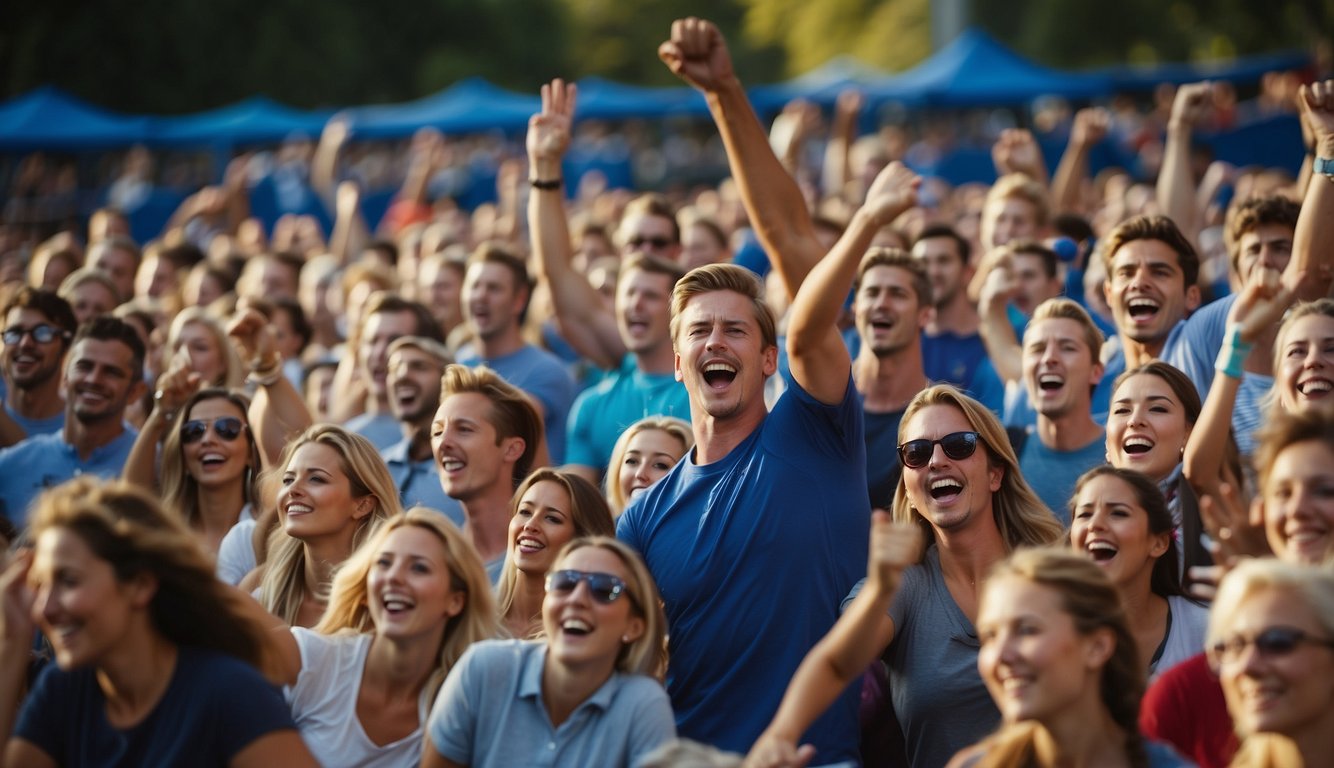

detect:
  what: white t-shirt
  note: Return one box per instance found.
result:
[285,629,429,768]
[1152,595,1210,681]
[215,513,257,586]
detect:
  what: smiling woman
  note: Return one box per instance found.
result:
[422,537,673,768]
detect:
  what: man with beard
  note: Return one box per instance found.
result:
[0,316,145,526]
[1,288,76,439]
[383,336,464,525]
[848,250,931,508]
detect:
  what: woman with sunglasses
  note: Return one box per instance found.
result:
[250,424,399,627]
[1207,559,1334,767]
[747,385,1063,768]
[496,469,616,638]
[0,477,318,767]
[257,508,500,767]
[423,536,673,767]
[1069,467,1208,680]
[947,548,1190,768]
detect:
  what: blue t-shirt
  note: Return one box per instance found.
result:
[383,438,465,526]
[565,354,689,475]
[617,375,869,761]
[864,405,905,510]
[14,646,297,767]
[427,640,674,768]
[0,428,137,527]
[344,411,402,453]
[457,344,576,465]
[1017,431,1107,524]
[922,330,987,394]
[4,404,64,438]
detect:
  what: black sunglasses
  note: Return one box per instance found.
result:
[627,235,675,250]
[898,431,981,469]
[180,417,245,444]
[1210,626,1334,665]
[2,324,69,345]
[545,569,632,605]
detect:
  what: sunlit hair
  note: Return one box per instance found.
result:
[29,477,266,667]
[1111,361,1202,428]
[316,508,500,703]
[622,253,687,288]
[549,537,668,681]
[985,173,1050,227]
[619,193,681,245]
[496,470,616,637]
[166,306,244,389]
[1027,298,1104,367]
[1272,298,1334,412]
[160,389,260,530]
[970,547,1147,768]
[1099,214,1200,289]
[604,417,693,514]
[259,425,400,625]
[439,364,543,483]
[669,263,777,351]
[1069,466,1184,598]
[58,267,120,308]
[1252,409,1334,529]
[893,385,1063,556]
[854,248,932,308]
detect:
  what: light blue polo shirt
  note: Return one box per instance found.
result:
[344,411,402,452]
[382,437,464,527]
[427,639,674,768]
[0,428,138,527]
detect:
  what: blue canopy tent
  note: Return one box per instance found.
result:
[343,77,538,139]
[865,28,1111,107]
[0,86,150,151]
[572,77,707,120]
[148,96,329,147]
[1098,49,1311,91]
[748,56,895,113]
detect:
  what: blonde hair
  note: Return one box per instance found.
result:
[159,389,260,530]
[552,537,669,681]
[1027,298,1104,366]
[166,306,244,389]
[440,364,543,482]
[316,508,500,702]
[1209,559,1334,669]
[496,470,616,637]
[669,264,777,351]
[258,425,401,625]
[604,417,693,514]
[892,385,1063,556]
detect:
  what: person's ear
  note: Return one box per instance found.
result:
[353,496,376,520]
[501,436,526,464]
[1085,626,1116,670]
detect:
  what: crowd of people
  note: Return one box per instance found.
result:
[0,15,1331,768]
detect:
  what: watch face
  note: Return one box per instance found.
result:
[1317,156,1334,176]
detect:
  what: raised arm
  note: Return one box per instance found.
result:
[992,129,1049,187]
[787,162,919,404]
[1050,108,1109,215]
[976,257,1023,384]
[1158,82,1213,244]
[744,513,920,768]
[1292,79,1334,300]
[527,79,625,370]
[659,17,823,299]
[122,352,202,489]
[822,90,863,204]
[228,310,311,468]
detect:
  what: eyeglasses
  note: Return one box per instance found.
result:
[2,324,70,345]
[180,417,245,444]
[627,235,675,250]
[1209,626,1334,666]
[898,431,981,469]
[545,569,632,605]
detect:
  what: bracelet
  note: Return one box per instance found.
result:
[529,177,562,191]
[247,366,283,388]
[1214,325,1254,379]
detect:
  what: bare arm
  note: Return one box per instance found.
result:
[228,310,312,467]
[1292,79,1334,300]
[744,514,921,768]
[822,91,862,203]
[329,181,370,267]
[230,731,319,768]
[1050,108,1109,215]
[976,259,1023,384]
[1158,82,1213,245]
[787,162,920,404]
[526,79,625,370]
[311,117,348,212]
[660,17,823,299]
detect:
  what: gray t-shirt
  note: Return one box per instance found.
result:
[844,545,999,768]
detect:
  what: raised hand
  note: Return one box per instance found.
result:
[227,308,279,371]
[744,736,816,768]
[978,254,1018,314]
[0,551,34,650]
[527,79,577,165]
[1298,79,1334,151]
[1069,107,1110,149]
[1226,266,1302,345]
[1169,82,1215,131]
[992,129,1046,180]
[658,17,736,93]
[861,161,920,227]
[867,510,923,596]
[154,347,204,417]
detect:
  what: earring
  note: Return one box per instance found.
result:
[621,635,631,643]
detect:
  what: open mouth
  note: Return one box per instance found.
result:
[286,503,313,516]
[560,618,592,636]
[1297,378,1333,398]
[1087,541,1118,563]
[929,478,963,500]
[200,452,227,468]
[1037,374,1063,392]
[1122,437,1153,455]
[382,593,415,614]
[702,362,737,389]
[517,536,544,554]
[1126,297,1160,321]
